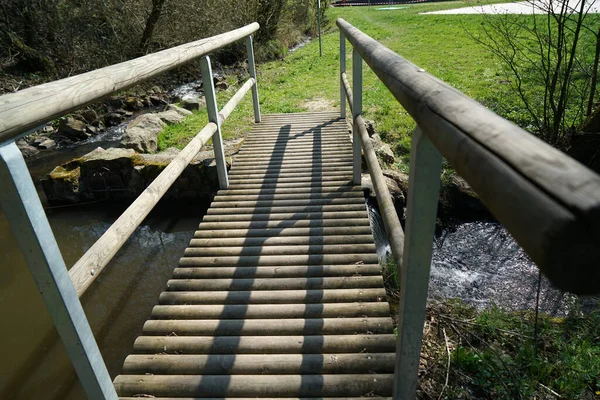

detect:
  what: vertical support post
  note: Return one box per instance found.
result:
[352,49,362,185]
[0,142,118,400]
[200,56,229,189]
[245,35,261,123]
[393,127,442,400]
[318,0,323,57]
[340,31,346,119]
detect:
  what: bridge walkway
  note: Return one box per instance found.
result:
[113,111,396,398]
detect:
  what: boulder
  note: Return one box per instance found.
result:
[362,172,406,211]
[120,114,165,153]
[167,104,193,116]
[16,139,39,157]
[181,94,206,111]
[81,109,98,124]
[371,134,395,164]
[41,146,223,205]
[104,112,124,127]
[156,110,185,125]
[215,80,229,90]
[37,138,56,149]
[58,116,88,140]
[124,96,144,111]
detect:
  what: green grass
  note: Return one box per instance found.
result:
[425,300,600,399]
[159,0,529,156]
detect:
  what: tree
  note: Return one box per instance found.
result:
[474,0,599,148]
[139,0,168,54]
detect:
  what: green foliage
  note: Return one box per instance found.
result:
[427,300,600,399]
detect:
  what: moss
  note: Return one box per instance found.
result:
[48,165,80,184]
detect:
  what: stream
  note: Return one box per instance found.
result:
[365,200,597,316]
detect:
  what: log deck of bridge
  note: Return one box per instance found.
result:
[113,111,396,398]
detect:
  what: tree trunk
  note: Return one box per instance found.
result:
[139,0,167,55]
[586,28,600,117]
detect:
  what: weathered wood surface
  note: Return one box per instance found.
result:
[113,112,395,398]
[338,18,600,294]
[0,23,259,142]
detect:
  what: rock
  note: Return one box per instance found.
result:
[362,172,406,210]
[16,139,39,157]
[81,109,98,124]
[106,96,123,109]
[124,96,144,111]
[86,125,98,135]
[215,80,229,90]
[364,119,376,137]
[120,114,165,153]
[167,104,193,116]
[42,125,55,134]
[156,110,185,125]
[149,95,168,106]
[37,139,56,149]
[371,134,395,164]
[181,94,206,111]
[58,116,88,140]
[149,85,163,94]
[41,146,223,205]
[104,112,124,127]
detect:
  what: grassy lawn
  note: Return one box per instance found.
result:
[159,0,526,162]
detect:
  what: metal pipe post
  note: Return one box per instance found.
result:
[318,0,323,57]
[245,35,261,123]
[393,127,442,400]
[352,49,363,185]
[340,31,347,119]
[200,56,229,189]
[0,141,118,400]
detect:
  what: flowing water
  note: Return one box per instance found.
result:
[365,200,581,316]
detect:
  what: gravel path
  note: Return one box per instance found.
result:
[423,0,600,14]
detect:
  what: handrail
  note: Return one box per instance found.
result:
[69,77,256,297]
[0,24,261,400]
[338,18,600,295]
[0,23,259,142]
[338,17,600,400]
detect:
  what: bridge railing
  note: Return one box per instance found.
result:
[337,17,600,400]
[0,23,260,399]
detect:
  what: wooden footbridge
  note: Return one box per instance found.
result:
[1,20,599,400]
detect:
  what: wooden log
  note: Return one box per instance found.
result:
[171,265,381,279]
[225,180,353,190]
[201,211,368,223]
[0,23,259,141]
[113,374,394,397]
[182,243,375,257]
[158,288,386,305]
[337,18,600,293]
[150,302,390,319]
[216,186,360,196]
[132,334,396,354]
[189,234,374,246]
[196,218,371,230]
[122,353,395,375]
[165,276,384,291]
[142,317,394,336]
[193,226,373,238]
[178,253,379,267]
[69,123,217,297]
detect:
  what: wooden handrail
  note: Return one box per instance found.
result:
[338,18,600,295]
[0,23,259,142]
[69,79,257,297]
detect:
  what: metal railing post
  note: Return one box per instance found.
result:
[0,141,118,400]
[352,49,362,185]
[340,31,347,119]
[245,35,261,123]
[200,56,229,189]
[393,127,442,400]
